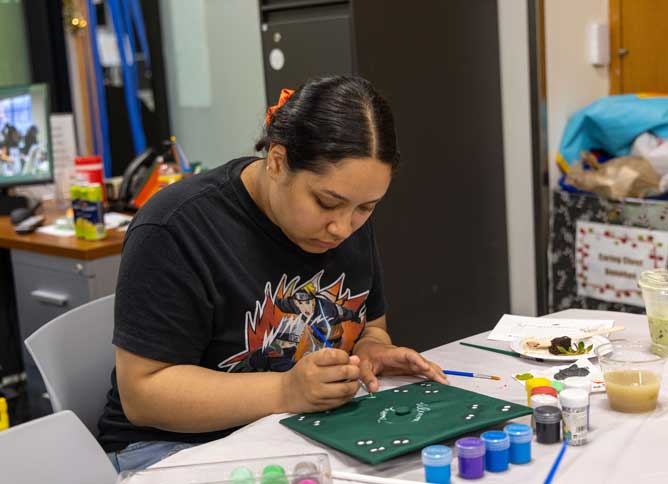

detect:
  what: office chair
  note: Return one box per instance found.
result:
[0,410,117,484]
[24,294,115,435]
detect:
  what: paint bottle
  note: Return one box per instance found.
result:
[421,445,452,484]
[455,437,485,480]
[534,406,562,444]
[560,388,589,446]
[231,466,255,484]
[525,377,552,405]
[480,430,510,472]
[562,377,592,426]
[503,423,533,464]
[261,465,288,484]
[550,380,564,393]
[292,462,320,484]
[0,397,9,431]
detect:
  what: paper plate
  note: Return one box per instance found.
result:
[509,335,609,361]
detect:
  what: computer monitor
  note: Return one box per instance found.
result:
[0,83,53,214]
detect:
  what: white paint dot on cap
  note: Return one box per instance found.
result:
[366,440,373,445]
[401,439,410,444]
[378,447,386,451]
[393,440,401,445]
[357,441,366,446]
[370,448,378,453]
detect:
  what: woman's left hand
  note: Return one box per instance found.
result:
[354,342,448,393]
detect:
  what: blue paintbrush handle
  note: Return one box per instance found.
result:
[443,370,475,378]
[544,440,568,484]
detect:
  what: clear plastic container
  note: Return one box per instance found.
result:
[639,269,668,353]
[116,453,332,484]
[597,340,667,413]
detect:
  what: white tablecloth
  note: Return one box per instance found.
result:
[155,310,668,484]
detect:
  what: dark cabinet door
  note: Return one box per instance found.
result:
[352,0,510,350]
[261,4,353,105]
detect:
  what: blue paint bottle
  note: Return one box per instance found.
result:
[480,430,510,472]
[421,445,452,484]
[504,423,533,464]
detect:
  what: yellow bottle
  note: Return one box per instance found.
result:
[0,397,9,431]
[525,377,552,405]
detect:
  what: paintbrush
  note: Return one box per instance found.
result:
[443,370,501,380]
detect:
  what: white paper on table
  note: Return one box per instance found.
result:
[104,212,133,229]
[37,225,76,237]
[488,314,615,342]
[511,357,606,392]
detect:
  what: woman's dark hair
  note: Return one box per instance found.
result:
[255,76,399,173]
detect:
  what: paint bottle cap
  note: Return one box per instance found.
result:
[534,405,562,424]
[530,386,558,397]
[480,430,510,451]
[231,466,254,484]
[421,445,452,466]
[263,465,286,476]
[293,462,319,477]
[559,388,589,408]
[504,423,533,443]
[551,380,564,393]
[562,377,591,393]
[455,437,486,458]
[525,377,551,392]
[530,394,559,409]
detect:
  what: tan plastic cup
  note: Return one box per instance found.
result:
[639,269,668,354]
[597,340,666,413]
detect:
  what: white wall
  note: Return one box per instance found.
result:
[497,0,537,316]
[161,0,267,168]
[545,0,609,187]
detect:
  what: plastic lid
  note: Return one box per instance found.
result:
[562,377,591,393]
[530,394,559,408]
[293,462,319,476]
[263,465,286,476]
[455,437,486,458]
[559,388,589,407]
[525,377,551,391]
[639,269,668,291]
[534,405,562,424]
[551,381,564,393]
[530,386,558,397]
[504,423,533,443]
[231,467,254,483]
[480,430,510,451]
[421,445,453,466]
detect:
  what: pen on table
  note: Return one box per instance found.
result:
[312,302,371,394]
[443,370,501,380]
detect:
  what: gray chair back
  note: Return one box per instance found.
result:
[0,410,117,484]
[25,294,115,435]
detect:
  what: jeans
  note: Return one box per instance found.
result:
[107,441,197,473]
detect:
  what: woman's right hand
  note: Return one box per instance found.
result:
[280,348,360,413]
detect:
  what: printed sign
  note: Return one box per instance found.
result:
[576,221,668,306]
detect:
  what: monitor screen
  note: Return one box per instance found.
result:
[0,83,53,188]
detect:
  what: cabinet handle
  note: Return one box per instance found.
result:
[30,290,69,307]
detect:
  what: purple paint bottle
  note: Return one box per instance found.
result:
[455,437,485,480]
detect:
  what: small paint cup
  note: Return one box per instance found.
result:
[504,423,533,464]
[534,406,562,444]
[525,377,552,405]
[231,467,254,484]
[551,380,564,393]
[262,465,288,484]
[292,462,320,484]
[421,445,452,484]
[480,430,510,472]
[455,437,485,480]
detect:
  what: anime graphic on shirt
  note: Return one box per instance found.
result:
[219,271,369,372]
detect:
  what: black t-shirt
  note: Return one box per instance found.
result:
[98,157,387,452]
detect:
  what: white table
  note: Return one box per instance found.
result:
[156,310,668,484]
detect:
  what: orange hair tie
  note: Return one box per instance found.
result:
[265,88,295,125]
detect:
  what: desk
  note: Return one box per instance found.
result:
[155,310,667,484]
[0,202,124,382]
